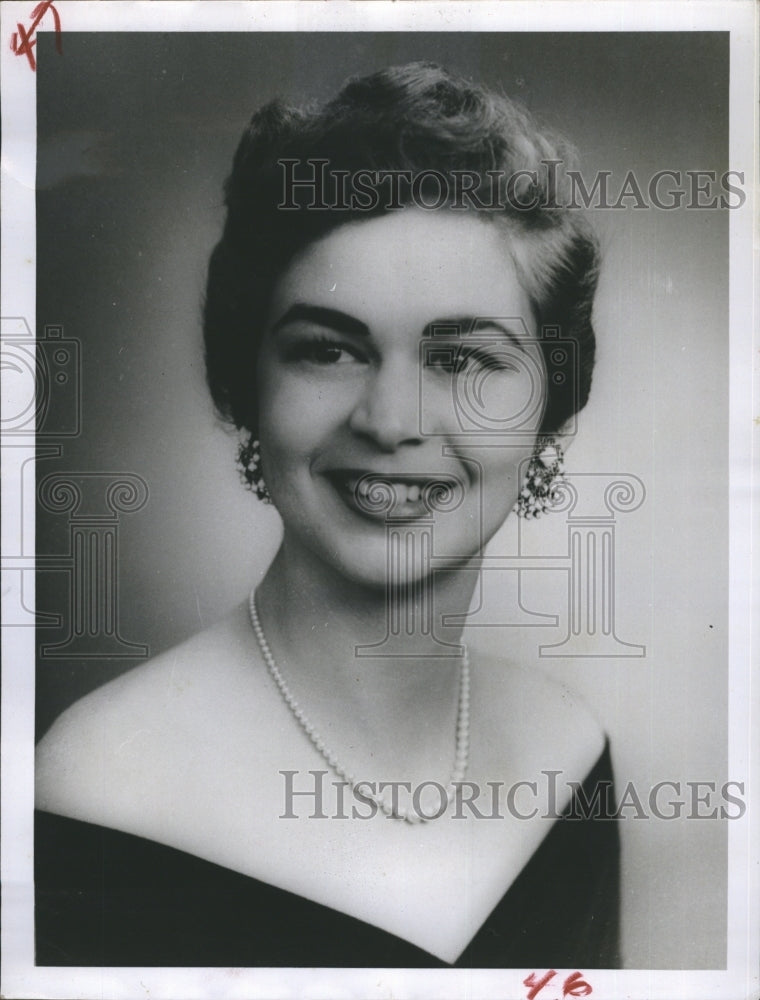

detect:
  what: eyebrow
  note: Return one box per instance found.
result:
[270,304,369,339]
[270,304,527,348]
[425,317,527,349]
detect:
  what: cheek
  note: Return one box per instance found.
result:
[447,345,547,435]
[256,364,303,458]
[461,372,542,429]
[492,447,533,482]
[256,366,350,461]
[469,443,536,509]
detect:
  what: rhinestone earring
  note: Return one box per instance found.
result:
[514,437,565,519]
[237,435,272,504]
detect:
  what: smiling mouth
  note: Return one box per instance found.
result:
[326,471,464,520]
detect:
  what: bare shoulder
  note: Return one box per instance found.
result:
[471,645,606,781]
[35,601,262,824]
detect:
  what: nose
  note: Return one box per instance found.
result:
[348,359,423,452]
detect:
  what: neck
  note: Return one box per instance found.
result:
[257,536,478,673]
[253,537,479,778]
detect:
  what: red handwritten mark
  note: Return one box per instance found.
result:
[524,970,558,999]
[524,970,593,999]
[562,971,592,997]
[10,1,62,72]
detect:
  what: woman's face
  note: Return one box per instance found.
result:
[256,209,547,587]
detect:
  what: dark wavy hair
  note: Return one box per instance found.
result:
[203,62,599,436]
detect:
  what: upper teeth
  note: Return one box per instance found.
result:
[355,479,424,504]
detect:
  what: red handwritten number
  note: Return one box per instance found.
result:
[563,971,592,997]
[524,970,592,999]
[523,970,557,999]
[10,1,62,72]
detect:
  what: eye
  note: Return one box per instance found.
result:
[427,344,520,375]
[286,335,365,366]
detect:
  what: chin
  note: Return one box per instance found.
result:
[274,474,504,590]
[321,532,420,591]
[324,519,485,591]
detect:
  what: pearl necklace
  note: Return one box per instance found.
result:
[248,591,470,824]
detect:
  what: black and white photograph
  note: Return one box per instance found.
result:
[1,3,757,999]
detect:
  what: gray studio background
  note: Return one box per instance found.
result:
[35,32,728,968]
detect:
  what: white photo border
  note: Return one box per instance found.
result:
[1,2,757,999]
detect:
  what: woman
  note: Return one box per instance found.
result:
[35,63,619,968]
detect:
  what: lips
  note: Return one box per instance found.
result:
[325,470,464,520]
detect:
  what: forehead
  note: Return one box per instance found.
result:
[268,209,535,334]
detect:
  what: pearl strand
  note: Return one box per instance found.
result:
[248,591,470,824]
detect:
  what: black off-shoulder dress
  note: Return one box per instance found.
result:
[35,742,620,968]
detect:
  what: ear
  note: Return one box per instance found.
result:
[549,419,576,458]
